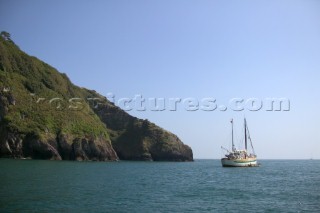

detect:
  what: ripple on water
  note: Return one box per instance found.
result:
[0,159,319,212]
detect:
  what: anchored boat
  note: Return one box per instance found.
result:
[221,118,258,167]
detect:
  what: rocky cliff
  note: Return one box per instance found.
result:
[0,35,193,161]
[94,102,193,161]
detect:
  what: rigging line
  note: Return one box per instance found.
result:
[248,134,255,154]
[238,124,245,149]
[246,123,256,154]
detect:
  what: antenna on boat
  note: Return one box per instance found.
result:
[231,119,235,151]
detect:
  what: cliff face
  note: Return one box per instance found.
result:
[0,35,119,161]
[0,36,193,161]
[94,102,193,161]
[0,90,118,161]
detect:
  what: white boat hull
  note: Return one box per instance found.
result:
[221,158,258,167]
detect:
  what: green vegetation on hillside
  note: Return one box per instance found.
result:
[0,36,109,140]
[0,33,193,161]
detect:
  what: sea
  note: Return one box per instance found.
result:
[0,159,319,213]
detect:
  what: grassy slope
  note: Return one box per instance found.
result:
[0,36,193,161]
[0,36,109,142]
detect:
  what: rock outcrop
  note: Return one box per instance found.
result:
[94,103,193,161]
[0,126,118,161]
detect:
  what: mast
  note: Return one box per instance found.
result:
[244,118,247,151]
[231,119,235,151]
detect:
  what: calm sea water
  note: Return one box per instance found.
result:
[0,159,319,213]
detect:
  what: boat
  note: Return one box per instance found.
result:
[221,118,258,167]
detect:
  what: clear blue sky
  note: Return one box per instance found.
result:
[1,0,319,159]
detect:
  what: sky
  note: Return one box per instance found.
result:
[1,0,319,159]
